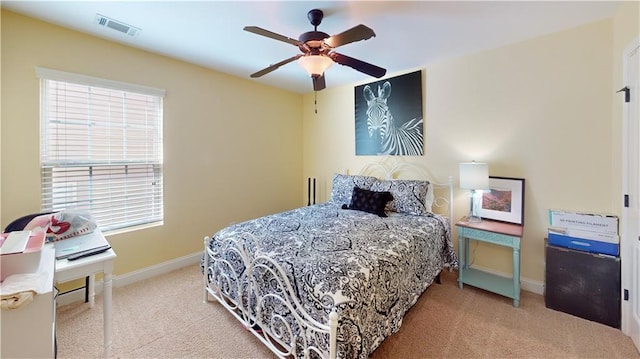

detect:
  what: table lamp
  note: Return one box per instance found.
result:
[459,161,489,223]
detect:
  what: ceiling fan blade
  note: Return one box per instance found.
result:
[312,74,326,91]
[244,26,302,46]
[324,24,376,48]
[250,54,303,78]
[329,52,386,78]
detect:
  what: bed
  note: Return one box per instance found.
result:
[202,161,458,359]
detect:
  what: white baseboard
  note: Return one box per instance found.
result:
[55,253,546,306]
[56,251,202,306]
[469,264,545,295]
[114,252,202,288]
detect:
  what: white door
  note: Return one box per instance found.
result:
[621,37,640,352]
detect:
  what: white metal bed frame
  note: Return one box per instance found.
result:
[203,160,453,359]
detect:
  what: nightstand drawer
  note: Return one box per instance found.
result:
[458,226,519,248]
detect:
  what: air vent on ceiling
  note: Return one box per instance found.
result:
[94,14,141,37]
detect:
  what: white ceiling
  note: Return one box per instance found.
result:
[2,1,621,94]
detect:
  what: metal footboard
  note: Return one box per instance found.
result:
[203,234,338,359]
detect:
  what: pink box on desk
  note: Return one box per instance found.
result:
[0,230,46,282]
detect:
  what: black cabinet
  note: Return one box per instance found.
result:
[545,242,621,328]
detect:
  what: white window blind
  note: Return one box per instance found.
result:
[37,68,165,232]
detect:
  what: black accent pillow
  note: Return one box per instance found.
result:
[342,187,393,217]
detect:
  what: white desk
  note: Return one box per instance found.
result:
[54,230,116,358]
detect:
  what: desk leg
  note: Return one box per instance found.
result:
[513,246,520,308]
[103,271,113,358]
[457,234,464,289]
[88,274,96,308]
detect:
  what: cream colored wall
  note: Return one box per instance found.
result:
[303,19,618,284]
[1,10,303,275]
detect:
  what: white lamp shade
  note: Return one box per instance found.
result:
[298,55,333,76]
[459,162,489,190]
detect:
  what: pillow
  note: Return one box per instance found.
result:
[371,179,430,216]
[342,187,393,217]
[330,173,379,206]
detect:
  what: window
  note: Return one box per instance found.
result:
[37,68,165,232]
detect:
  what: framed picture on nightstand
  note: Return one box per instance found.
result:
[478,176,525,225]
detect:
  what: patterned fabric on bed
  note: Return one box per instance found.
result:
[330,173,379,207]
[205,202,457,359]
[371,179,430,216]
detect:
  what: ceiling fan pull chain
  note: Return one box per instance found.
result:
[314,91,318,114]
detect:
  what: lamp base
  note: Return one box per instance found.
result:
[467,190,483,223]
[467,215,483,223]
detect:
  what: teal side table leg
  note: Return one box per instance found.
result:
[465,237,470,268]
[513,245,521,307]
[458,233,464,289]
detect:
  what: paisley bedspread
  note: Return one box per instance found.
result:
[204,201,457,359]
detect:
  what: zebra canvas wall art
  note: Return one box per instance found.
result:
[354,70,424,156]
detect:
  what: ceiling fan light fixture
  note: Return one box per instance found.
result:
[298,55,333,76]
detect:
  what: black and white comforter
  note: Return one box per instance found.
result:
[205,201,458,359]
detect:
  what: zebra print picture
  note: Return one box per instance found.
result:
[355,70,424,156]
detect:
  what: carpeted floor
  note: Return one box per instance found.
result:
[56,265,639,358]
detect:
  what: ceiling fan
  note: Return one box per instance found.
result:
[244,9,386,91]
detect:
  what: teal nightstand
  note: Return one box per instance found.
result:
[456,217,523,307]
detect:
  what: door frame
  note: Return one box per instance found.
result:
[621,35,640,351]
